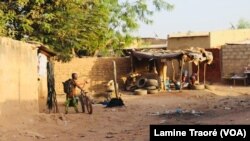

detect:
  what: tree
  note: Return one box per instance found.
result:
[237,18,250,29]
[0,0,173,61]
[0,9,6,36]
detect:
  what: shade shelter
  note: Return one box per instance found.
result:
[129,47,213,90]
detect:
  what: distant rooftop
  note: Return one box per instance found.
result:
[168,29,250,39]
[124,44,167,50]
[140,37,167,44]
[168,32,209,38]
[226,39,250,45]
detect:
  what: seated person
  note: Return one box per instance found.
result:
[189,73,197,85]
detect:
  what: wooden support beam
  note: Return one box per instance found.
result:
[163,62,167,90]
[157,59,165,91]
[130,55,135,73]
[197,63,200,83]
[171,60,176,81]
[155,60,162,90]
[204,63,207,85]
[179,57,184,90]
[113,61,119,98]
[153,60,158,74]
[159,64,164,90]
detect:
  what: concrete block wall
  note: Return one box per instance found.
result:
[54,57,131,95]
[222,44,250,76]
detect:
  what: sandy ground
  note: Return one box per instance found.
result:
[0,84,250,141]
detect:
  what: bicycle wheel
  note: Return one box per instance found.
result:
[85,97,93,114]
[79,95,85,113]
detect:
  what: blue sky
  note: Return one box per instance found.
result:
[133,0,250,39]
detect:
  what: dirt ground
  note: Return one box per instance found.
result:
[0,84,250,141]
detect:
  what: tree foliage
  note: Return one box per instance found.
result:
[237,18,250,29]
[0,0,173,61]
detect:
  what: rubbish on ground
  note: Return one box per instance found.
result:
[106,98,125,107]
[159,120,166,124]
[59,113,66,121]
[149,112,160,116]
[22,130,46,139]
[105,135,114,138]
[149,109,204,116]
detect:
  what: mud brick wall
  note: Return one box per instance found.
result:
[54,57,131,94]
[0,37,39,115]
[222,44,250,76]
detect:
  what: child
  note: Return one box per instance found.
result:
[190,73,197,85]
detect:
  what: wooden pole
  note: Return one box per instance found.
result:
[179,57,184,90]
[197,62,200,83]
[113,61,119,98]
[159,63,164,90]
[204,63,207,85]
[171,60,176,81]
[155,60,162,91]
[153,60,158,74]
[163,61,167,90]
[130,54,135,73]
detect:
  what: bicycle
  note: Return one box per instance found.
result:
[78,90,93,114]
